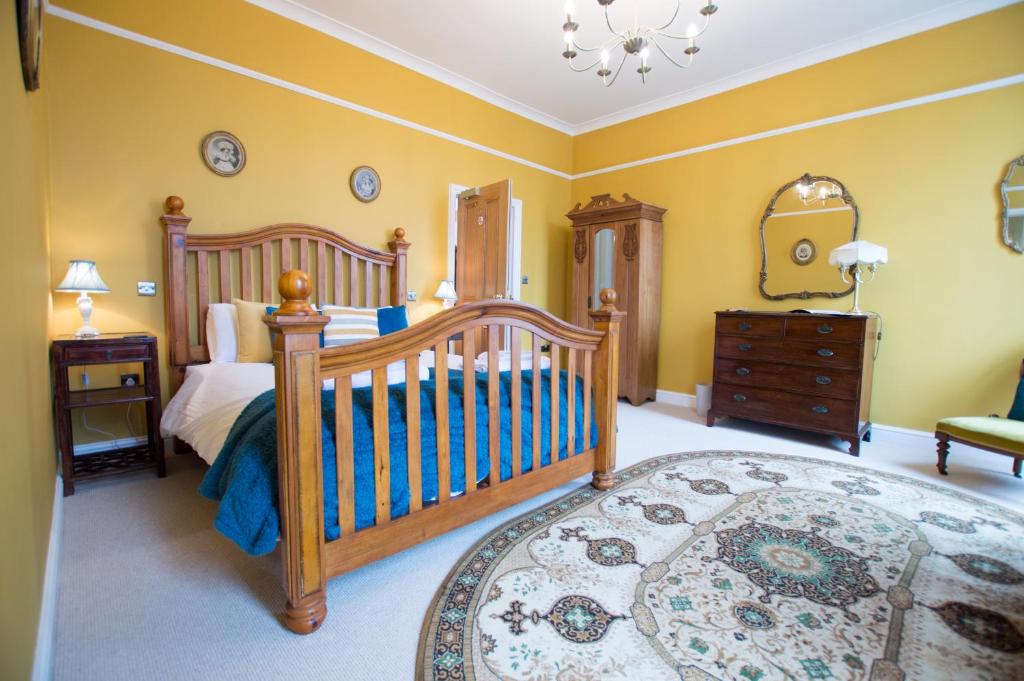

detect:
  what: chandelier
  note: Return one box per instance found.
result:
[561,0,719,86]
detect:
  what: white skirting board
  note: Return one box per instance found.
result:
[653,388,933,440]
[32,476,62,681]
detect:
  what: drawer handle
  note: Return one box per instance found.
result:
[733,394,748,402]
[817,324,833,334]
[735,367,751,376]
[738,322,752,331]
[811,405,830,414]
[738,343,753,352]
[816,348,834,358]
[105,349,113,360]
[815,375,832,385]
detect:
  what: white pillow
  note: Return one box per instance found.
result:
[206,303,239,363]
[475,350,551,373]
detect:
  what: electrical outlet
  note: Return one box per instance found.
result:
[407,291,417,302]
[120,373,140,387]
[521,275,529,285]
[138,281,156,296]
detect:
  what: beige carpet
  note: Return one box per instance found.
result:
[53,402,1024,680]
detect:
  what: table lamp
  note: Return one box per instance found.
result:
[828,241,887,314]
[56,260,110,337]
[434,280,457,309]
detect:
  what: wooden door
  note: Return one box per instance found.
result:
[455,179,511,350]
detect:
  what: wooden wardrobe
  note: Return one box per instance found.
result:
[568,194,665,405]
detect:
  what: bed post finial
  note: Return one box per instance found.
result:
[590,288,625,491]
[388,228,410,305]
[164,195,185,215]
[275,270,317,316]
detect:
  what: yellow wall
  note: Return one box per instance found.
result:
[43,1,1024,445]
[573,5,1024,431]
[0,6,54,680]
[44,2,573,414]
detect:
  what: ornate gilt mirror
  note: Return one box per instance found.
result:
[1002,156,1024,254]
[759,173,859,300]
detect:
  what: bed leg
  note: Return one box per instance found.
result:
[590,289,624,492]
[265,271,331,635]
[285,592,328,635]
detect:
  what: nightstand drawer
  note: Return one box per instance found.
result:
[63,344,151,364]
[782,339,862,369]
[715,358,860,399]
[713,384,858,432]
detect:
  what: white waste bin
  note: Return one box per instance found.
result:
[695,382,712,418]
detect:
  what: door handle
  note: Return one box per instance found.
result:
[735,367,751,376]
[738,343,752,352]
[733,394,747,402]
[817,324,834,334]
[817,348,834,357]
[738,322,752,331]
[815,376,832,385]
[811,405,830,414]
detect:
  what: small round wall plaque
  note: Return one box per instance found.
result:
[201,131,246,177]
[350,166,381,203]
[791,238,817,265]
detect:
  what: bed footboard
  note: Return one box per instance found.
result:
[265,272,623,634]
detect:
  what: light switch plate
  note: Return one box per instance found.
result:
[521,275,529,285]
[137,281,156,296]
[407,291,417,301]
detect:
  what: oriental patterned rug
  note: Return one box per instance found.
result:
[417,451,1024,681]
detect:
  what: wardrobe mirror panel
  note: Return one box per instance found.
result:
[592,227,616,310]
[759,174,859,301]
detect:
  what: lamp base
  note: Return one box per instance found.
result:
[74,325,101,338]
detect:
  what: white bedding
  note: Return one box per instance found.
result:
[162,350,553,466]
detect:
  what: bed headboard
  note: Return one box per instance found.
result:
[158,195,410,390]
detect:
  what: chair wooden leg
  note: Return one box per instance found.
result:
[935,433,950,476]
[1013,457,1022,479]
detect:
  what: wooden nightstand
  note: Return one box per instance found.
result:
[52,333,165,496]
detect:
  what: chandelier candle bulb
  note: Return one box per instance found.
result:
[562,0,721,86]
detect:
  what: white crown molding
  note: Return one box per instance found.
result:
[244,0,577,135]
[46,5,1023,183]
[247,0,1020,136]
[46,5,573,180]
[574,0,1022,134]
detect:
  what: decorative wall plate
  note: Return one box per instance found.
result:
[201,131,246,177]
[791,238,817,265]
[350,166,381,202]
[17,0,43,91]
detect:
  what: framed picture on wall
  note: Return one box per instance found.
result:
[17,0,43,91]
[201,131,246,177]
[790,238,817,265]
[350,166,381,202]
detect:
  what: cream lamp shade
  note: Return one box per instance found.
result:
[56,260,110,338]
[828,240,889,267]
[434,280,457,308]
[828,241,887,314]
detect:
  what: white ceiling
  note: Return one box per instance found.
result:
[249,0,1017,134]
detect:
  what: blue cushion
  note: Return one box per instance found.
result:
[266,306,325,348]
[1009,375,1024,422]
[377,305,409,335]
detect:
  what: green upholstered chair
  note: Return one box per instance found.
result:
[935,359,1024,478]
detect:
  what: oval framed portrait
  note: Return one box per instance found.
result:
[201,131,246,177]
[350,166,381,203]
[791,238,817,266]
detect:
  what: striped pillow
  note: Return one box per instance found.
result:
[321,305,380,347]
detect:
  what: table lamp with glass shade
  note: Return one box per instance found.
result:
[56,260,110,337]
[434,280,457,309]
[828,241,887,314]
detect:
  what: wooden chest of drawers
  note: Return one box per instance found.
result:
[707,311,878,456]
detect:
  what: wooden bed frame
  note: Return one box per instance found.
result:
[159,196,623,634]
